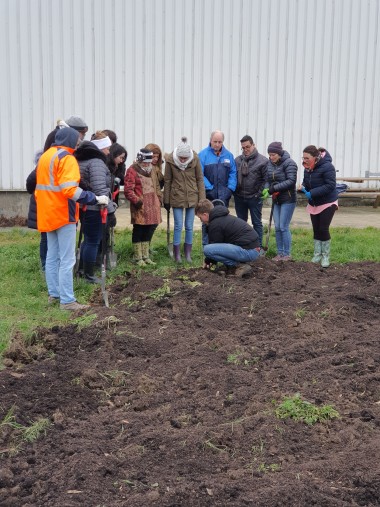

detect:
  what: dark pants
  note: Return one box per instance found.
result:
[310,205,337,241]
[234,194,263,246]
[81,209,102,263]
[40,232,48,271]
[132,224,157,243]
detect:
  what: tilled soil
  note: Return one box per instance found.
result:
[1,259,380,507]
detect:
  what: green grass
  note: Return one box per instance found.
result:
[275,393,340,425]
[0,225,379,362]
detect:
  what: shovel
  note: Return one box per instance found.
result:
[107,226,117,269]
[166,209,174,258]
[100,207,109,308]
[74,205,86,277]
[263,200,274,254]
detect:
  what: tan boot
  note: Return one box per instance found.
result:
[141,242,156,265]
[133,243,146,267]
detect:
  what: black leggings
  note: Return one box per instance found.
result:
[132,224,158,243]
[310,205,337,241]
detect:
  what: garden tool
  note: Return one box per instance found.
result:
[166,209,174,258]
[74,205,86,277]
[107,226,117,269]
[263,200,274,253]
[100,206,109,308]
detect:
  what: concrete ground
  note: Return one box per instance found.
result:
[115,201,380,230]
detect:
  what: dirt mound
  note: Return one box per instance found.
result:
[0,216,27,227]
[1,259,380,506]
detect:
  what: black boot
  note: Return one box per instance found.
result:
[83,262,101,284]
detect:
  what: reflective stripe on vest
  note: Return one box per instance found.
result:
[36,149,79,192]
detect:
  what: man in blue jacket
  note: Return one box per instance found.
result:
[198,130,237,207]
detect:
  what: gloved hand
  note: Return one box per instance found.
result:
[301,187,312,200]
[96,195,109,206]
[114,177,121,186]
[272,191,280,200]
[261,188,270,200]
[134,199,143,209]
[164,203,171,212]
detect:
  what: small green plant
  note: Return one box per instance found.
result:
[0,406,51,452]
[257,462,281,473]
[22,418,51,442]
[203,439,229,453]
[226,351,259,366]
[73,313,97,332]
[275,393,340,425]
[147,280,171,299]
[295,307,307,319]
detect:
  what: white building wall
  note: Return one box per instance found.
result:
[0,0,379,191]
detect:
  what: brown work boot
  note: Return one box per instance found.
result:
[48,296,59,305]
[233,264,252,278]
[60,301,90,311]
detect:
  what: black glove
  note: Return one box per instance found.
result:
[134,199,143,209]
[164,203,171,212]
[269,183,276,195]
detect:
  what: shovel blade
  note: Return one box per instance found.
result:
[167,243,174,258]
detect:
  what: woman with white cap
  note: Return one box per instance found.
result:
[164,137,206,263]
[74,131,116,282]
[124,148,163,266]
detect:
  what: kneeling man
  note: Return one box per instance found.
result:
[195,199,260,277]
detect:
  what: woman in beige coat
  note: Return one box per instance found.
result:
[164,137,206,262]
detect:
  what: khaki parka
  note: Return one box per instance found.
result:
[163,151,206,208]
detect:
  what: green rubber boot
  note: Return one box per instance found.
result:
[321,240,331,268]
[311,239,322,263]
[133,243,146,267]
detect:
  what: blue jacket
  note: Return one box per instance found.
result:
[265,151,298,205]
[198,144,237,204]
[301,150,338,205]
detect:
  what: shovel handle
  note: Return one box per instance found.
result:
[100,206,108,224]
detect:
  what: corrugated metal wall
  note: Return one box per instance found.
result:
[1,0,379,190]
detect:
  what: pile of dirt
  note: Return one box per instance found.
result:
[1,259,380,506]
[0,216,27,227]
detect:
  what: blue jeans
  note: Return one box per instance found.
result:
[204,243,260,266]
[273,202,296,256]
[234,194,263,247]
[172,207,195,245]
[45,223,77,304]
[81,209,102,263]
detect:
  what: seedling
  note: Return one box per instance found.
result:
[294,307,307,320]
[0,406,51,453]
[147,280,171,299]
[226,350,259,366]
[73,313,97,332]
[275,393,340,425]
[257,463,281,473]
[121,296,139,308]
[203,439,229,453]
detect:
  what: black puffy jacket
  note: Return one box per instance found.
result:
[26,169,37,229]
[301,150,338,205]
[75,141,116,214]
[266,151,298,205]
[207,205,259,250]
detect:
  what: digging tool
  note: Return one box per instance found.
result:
[74,205,86,277]
[263,199,274,254]
[166,209,174,258]
[107,226,117,269]
[100,206,109,308]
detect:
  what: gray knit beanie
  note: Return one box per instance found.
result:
[176,137,192,158]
